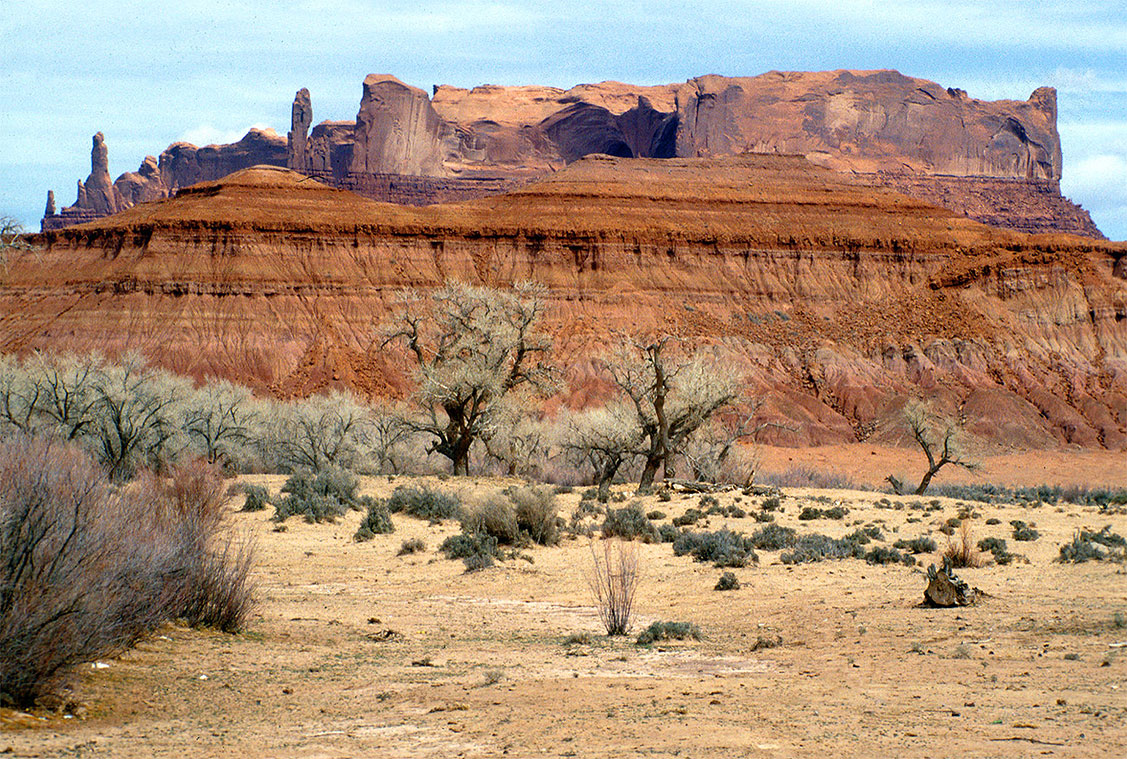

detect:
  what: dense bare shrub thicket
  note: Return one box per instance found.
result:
[0,437,254,707]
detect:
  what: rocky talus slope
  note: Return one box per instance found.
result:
[9,156,1127,449]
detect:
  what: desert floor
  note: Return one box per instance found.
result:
[3,447,1126,758]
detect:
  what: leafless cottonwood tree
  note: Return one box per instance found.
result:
[607,338,741,492]
[383,282,554,476]
[563,403,644,502]
[887,399,980,496]
[682,406,771,486]
[257,390,372,472]
[0,216,30,274]
[182,379,257,468]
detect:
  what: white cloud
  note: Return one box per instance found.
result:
[177,123,274,147]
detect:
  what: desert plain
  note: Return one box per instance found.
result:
[3,446,1125,759]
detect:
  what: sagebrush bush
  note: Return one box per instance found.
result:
[798,505,849,520]
[398,537,425,555]
[714,571,740,591]
[0,439,254,707]
[749,523,797,551]
[893,536,938,554]
[440,530,498,571]
[977,536,1013,565]
[241,484,269,512]
[1010,520,1040,542]
[354,499,394,541]
[779,533,864,564]
[602,504,660,542]
[386,485,462,522]
[672,508,703,527]
[863,546,914,566]
[1057,526,1126,563]
[636,621,701,645]
[673,528,758,567]
[273,468,363,523]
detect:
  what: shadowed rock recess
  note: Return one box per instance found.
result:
[43,70,1103,238]
[10,156,1127,450]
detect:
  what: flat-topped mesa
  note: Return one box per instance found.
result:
[43,69,1103,238]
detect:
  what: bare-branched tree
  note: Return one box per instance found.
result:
[258,390,372,472]
[887,399,981,496]
[682,406,770,486]
[182,379,257,468]
[563,403,643,502]
[0,216,30,274]
[383,282,554,476]
[87,353,191,482]
[606,338,741,492]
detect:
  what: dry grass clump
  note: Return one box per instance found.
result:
[942,522,985,568]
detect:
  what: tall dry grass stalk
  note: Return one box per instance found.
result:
[586,540,640,636]
[943,521,984,568]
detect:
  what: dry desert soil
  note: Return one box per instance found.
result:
[3,448,1126,758]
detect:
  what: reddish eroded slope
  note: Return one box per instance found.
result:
[6,157,1126,449]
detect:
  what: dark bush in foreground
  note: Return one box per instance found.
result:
[749,523,797,551]
[779,533,864,564]
[398,537,425,555]
[240,484,269,512]
[636,621,702,645]
[274,468,363,523]
[1010,520,1040,542]
[0,439,254,707]
[440,530,498,571]
[602,504,659,542]
[354,499,394,541]
[387,485,462,522]
[673,528,758,567]
[672,508,703,527]
[715,571,740,591]
[798,505,848,521]
[977,536,1014,565]
[1058,526,1126,563]
[893,536,938,554]
[863,546,914,566]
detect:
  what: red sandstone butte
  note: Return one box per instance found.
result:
[43,70,1103,239]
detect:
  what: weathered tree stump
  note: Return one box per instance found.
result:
[924,557,977,607]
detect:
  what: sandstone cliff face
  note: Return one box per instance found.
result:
[158,127,287,188]
[14,158,1127,450]
[673,71,1061,180]
[349,75,445,176]
[43,70,1100,239]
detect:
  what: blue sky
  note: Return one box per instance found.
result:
[2,1,1124,239]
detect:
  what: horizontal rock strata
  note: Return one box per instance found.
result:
[12,156,1127,450]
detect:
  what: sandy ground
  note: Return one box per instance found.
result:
[756,444,1127,489]
[3,462,1126,758]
